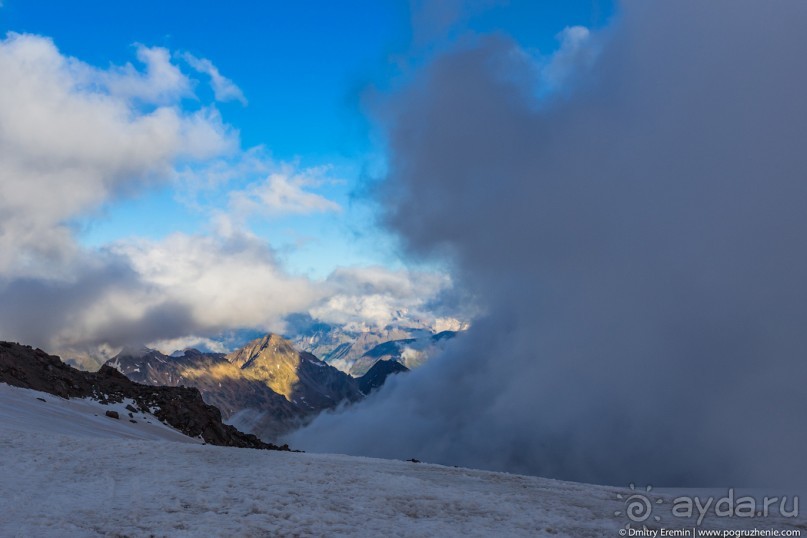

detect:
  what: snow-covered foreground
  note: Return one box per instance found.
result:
[0,383,200,444]
[1,384,805,537]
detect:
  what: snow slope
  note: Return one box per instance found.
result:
[0,383,199,443]
[1,384,804,537]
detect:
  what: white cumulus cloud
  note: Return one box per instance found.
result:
[99,44,194,104]
[113,232,320,331]
[0,32,461,366]
[311,266,457,330]
[0,32,236,280]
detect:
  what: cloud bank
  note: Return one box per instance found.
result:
[0,32,458,363]
[289,0,807,487]
[0,33,233,280]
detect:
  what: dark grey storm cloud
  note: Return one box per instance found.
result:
[0,253,194,351]
[288,0,807,487]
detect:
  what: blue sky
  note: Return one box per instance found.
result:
[0,1,611,152]
[0,0,613,355]
[0,0,612,277]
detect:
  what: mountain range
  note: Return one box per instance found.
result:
[343,330,458,376]
[105,333,409,440]
[287,317,460,375]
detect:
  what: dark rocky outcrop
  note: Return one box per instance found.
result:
[0,341,290,451]
[357,359,409,395]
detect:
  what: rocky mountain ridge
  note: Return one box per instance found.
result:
[107,334,366,440]
[0,341,287,450]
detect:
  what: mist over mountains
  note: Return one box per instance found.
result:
[289,0,807,487]
[287,313,462,376]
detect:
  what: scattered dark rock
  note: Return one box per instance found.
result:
[36,397,46,402]
[0,341,291,451]
[128,412,133,418]
[407,458,421,463]
[105,410,120,419]
[125,404,138,413]
[129,419,137,423]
